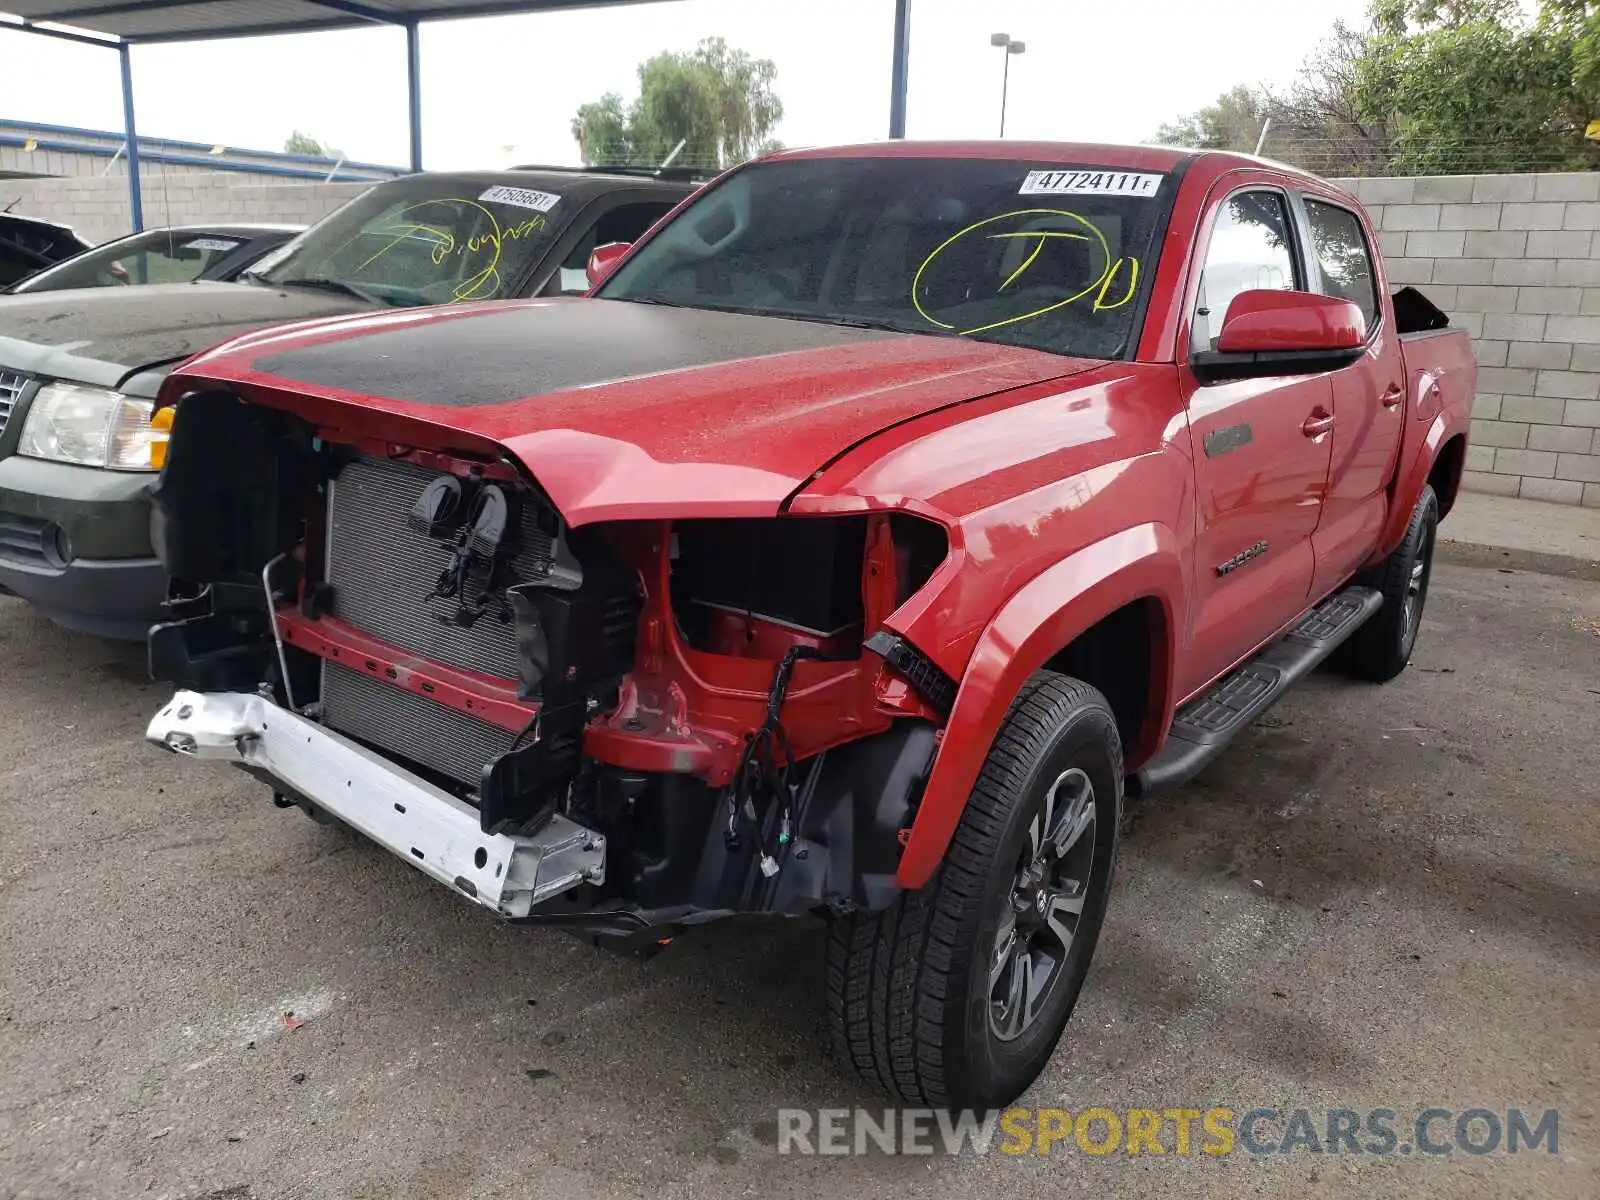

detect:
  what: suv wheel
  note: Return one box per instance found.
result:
[826,672,1121,1109]
[1339,484,1439,683]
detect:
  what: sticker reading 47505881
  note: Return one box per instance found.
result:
[478,185,561,213]
[1020,170,1164,198]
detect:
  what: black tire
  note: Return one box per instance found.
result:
[826,672,1122,1109]
[1339,484,1439,683]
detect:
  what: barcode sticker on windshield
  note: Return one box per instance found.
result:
[181,237,242,252]
[1020,170,1164,198]
[478,185,561,212]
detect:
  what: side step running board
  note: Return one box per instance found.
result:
[1133,585,1383,796]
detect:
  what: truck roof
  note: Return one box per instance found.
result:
[767,140,1350,197]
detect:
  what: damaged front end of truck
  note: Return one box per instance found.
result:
[143,383,959,944]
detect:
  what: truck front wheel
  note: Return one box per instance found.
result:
[1339,483,1440,683]
[826,672,1122,1109]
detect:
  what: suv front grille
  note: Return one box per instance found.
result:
[0,370,27,438]
[0,512,49,564]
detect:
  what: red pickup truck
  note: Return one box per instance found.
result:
[143,142,1473,1110]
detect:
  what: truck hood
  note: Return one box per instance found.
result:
[0,281,371,393]
[170,298,1098,523]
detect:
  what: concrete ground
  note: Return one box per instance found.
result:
[1438,491,1600,582]
[0,559,1596,1200]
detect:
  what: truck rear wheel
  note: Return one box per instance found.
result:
[825,672,1122,1109]
[1338,484,1439,683]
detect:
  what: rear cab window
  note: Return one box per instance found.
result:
[1302,198,1379,335]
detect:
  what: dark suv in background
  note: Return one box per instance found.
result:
[0,166,700,637]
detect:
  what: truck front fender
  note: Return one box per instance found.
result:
[894,523,1184,889]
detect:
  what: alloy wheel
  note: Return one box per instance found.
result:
[988,767,1098,1042]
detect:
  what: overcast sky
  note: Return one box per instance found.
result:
[0,0,1370,169]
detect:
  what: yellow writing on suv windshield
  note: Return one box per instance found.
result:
[347,198,550,302]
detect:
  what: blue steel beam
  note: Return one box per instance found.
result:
[118,41,143,231]
[406,21,424,172]
[889,0,910,139]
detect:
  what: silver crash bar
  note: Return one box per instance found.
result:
[145,690,604,919]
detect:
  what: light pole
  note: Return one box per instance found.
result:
[991,32,1026,138]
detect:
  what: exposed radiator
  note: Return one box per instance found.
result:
[324,455,555,680]
[321,454,555,787]
[321,661,517,787]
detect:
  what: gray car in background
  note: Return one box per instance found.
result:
[6,224,305,294]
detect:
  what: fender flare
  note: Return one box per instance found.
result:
[1373,407,1460,562]
[894,523,1185,889]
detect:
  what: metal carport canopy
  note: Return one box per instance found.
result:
[1,0,914,231]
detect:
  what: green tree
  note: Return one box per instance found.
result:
[1154,29,1393,175]
[1542,0,1600,105]
[1354,0,1595,173]
[571,38,783,169]
[570,94,634,164]
[283,130,326,156]
[1154,85,1270,152]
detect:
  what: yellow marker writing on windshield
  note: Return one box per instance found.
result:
[912,208,1114,336]
[1093,257,1140,311]
[990,231,1091,291]
[328,198,550,302]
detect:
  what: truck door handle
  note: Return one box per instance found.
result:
[1381,383,1405,408]
[1302,409,1335,437]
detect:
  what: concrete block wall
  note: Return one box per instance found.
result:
[1338,172,1600,508]
[2,172,372,245]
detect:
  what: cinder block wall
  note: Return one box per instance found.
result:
[3,172,372,245]
[1337,172,1600,508]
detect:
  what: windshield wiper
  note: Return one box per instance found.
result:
[759,308,954,338]
[271,276,386,306]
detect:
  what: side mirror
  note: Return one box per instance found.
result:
[586,241,632,289]
[1196,289,1366,383]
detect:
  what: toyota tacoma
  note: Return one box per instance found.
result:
[143,142,1474,1109]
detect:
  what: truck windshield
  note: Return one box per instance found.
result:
[250,178,566,307]
[598,156,1172,360]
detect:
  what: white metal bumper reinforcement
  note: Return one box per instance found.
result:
[145,690,605,919]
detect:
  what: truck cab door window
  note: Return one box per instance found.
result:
[1303,199,1378,334]
[1192,191,1298,354]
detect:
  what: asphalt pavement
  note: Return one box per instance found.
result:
[0,560,1596,1199]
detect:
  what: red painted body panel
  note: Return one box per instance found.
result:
[893,525,1185,886]
[791,362,1194,685]
[158,142,1475,895]
[168,300,1093,524]
[1215,289,1366,353]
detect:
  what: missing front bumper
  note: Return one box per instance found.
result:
[145,690,605,918]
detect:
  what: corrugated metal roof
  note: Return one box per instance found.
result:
[1,0,671,44]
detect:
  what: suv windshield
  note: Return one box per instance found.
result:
[252,178,568,307]
[597,156,1172,360]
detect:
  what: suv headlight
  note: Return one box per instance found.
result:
[17,382,172,471]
